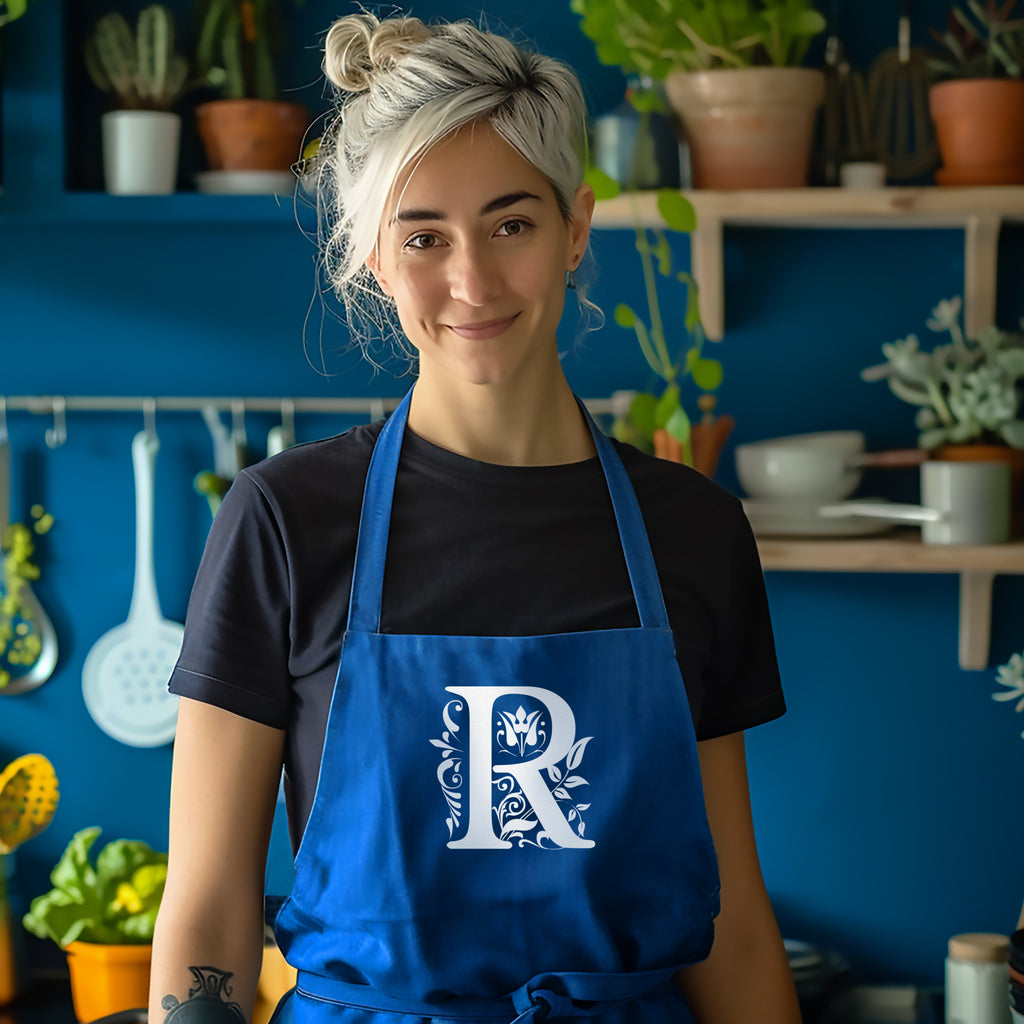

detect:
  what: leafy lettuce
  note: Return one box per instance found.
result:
[22,826,168,946]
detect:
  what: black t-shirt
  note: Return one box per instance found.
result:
[169,420,784,851]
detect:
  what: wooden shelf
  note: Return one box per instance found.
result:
[592,186,1024,341]
[754,529,1024,671]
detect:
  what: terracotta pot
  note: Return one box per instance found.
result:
[196,99,309,172]
[935,444,1024,537]
[65,941,151,1022]
[664,67,825,189]
[929,79,1024,185]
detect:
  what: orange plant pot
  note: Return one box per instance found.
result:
[196,99,309,172]
[929,79,1024,185]
[65,941,151,1022]
[664,67,825,189]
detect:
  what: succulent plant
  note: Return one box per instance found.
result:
[929,0,1024,80]
[84,5,190,111]
[862,297,1024,450]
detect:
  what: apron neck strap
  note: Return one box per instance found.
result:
[347,388,671,633]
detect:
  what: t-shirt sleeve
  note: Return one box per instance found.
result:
[168,469,292,729]
[694,506,785,741]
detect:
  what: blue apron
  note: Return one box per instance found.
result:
[271,388,720,1024]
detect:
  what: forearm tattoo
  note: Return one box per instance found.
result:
[161,966,246,1022]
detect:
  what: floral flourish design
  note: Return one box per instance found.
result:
[429,695,594,847]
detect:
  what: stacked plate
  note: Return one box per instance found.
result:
[1011,929,1024,1022]
[742,498,896,538]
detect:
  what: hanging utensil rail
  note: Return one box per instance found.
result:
[1,394,618,417]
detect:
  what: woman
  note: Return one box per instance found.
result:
[150,11,799,1024]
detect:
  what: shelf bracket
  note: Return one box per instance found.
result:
[958,570,995,671]
[963,216,1002,340]
[691,214,724,342]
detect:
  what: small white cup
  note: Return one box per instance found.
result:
[840,161,887,189]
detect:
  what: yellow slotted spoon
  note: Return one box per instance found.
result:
[0,753,59,854]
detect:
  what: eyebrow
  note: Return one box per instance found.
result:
[393,190,543,224]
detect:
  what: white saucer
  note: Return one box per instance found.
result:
[743,498,896,538]
[195,170,296,195]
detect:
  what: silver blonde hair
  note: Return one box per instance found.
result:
[315,10,600,367]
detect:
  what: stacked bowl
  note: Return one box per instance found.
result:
[1011,929,1024,1022]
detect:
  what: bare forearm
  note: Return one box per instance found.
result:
[148,896,265,1023]
[675,908,801,1023]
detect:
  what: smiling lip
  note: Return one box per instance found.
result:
[446,314,520,340]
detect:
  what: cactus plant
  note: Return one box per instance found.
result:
[195,0,291,100]
[84,5,190,111]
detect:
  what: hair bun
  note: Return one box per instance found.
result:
[324,12,431,93]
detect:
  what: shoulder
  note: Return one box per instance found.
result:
[235,420,383,517]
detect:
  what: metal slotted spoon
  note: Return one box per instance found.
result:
[82,430,182,746]
[0,434,59,695]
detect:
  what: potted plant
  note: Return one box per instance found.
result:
[22,826,167,1022]
[588,149,733,477]
[84,4,191,194]
[861,295,1024,532]
[927,0,1024,185]
[571,0,827,189]
[192,0,309,192]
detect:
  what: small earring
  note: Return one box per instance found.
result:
[566,268,576,290]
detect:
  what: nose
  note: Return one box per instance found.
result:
[447,243,502,307]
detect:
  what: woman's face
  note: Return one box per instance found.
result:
[369,121,593,390]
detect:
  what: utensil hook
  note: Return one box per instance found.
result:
[280,398,295,435]
[0,397,7,445]
[143,397,158,440]
[44,397,67,449]
[231,399,247,448]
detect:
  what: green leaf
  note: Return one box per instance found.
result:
[49,827,101,903]
[628,87,667,114]
[613,303,638,328]
[656,190,697,233]
[585,163,621,201]
[628,392,659,435]
[655,384,681,428]
[665,406,692,445]
[691,357,724,391]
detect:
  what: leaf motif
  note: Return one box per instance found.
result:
[568,808,577,821]
[429,739,452,749]
[502,818,538,833]
[553,787,570,801]
[576,803,591,811]
[546,764,563,782]
[563,776,588,788]
[566,735,593,771]
[578,821,586,837]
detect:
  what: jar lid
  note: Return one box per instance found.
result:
[949,933,1010,963]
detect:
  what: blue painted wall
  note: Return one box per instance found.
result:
[1,0,1021,987]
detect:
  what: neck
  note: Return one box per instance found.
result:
[407,368,596,467]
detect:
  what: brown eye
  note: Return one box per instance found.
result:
[496,219,529,237]
[406,233,439,250]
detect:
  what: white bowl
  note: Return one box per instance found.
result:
[735,431,866,501]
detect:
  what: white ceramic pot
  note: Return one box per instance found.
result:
[101,110,181,195]
[664,67,825,189]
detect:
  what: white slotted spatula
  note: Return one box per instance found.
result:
[82,430,182,746]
